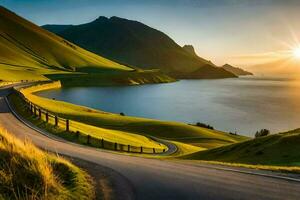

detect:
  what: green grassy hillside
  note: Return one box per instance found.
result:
[0,6,174,85]
[0,126,94,200]
[43,17,237,79]
[0,6,131,73]
[183,129,300,166]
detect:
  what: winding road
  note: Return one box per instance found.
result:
[1,85,300,200]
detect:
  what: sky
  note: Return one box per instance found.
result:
[2,0,300,68]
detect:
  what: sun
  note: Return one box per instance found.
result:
[293,47,300,58]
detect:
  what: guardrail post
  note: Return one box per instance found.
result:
[46,112,49,122]
[163,149,166,153]
[114,143,117,150]
[140,146,143,153]
[87,135,91,144]
[76,131,80,139]
[38,109,41,119]
[128,145,130,152]
[34,106,37,116]
[55,116,58,126]
[101,139,104,148]
[66,119,69,131]
[153,148,155,153]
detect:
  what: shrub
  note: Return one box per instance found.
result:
[195,122,214,130]
[255,129,270,138]
[120,112,125,116]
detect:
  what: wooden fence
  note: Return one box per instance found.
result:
[15,90,166,154]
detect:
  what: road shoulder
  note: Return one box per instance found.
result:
[68,157,135,200]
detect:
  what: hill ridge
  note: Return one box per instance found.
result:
[222,63,253,76]
[0,6,132,73]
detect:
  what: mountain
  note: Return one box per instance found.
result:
[222,64,253,76]
[0,6,174,84]
[42,16,236,79]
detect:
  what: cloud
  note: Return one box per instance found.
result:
[229,50,294,66]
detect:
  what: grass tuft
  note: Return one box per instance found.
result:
[0,126,95,200]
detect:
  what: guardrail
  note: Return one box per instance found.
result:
[14,89,166,154]
[0,81,17,87]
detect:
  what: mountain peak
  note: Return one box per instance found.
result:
[94,16,125,22]
[94,16,109,22]
[183,45,197,56]
[223,63,232,67]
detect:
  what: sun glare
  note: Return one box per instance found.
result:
[293,47,300,58]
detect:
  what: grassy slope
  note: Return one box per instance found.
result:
[19,82,247,152]
[0,6,131,73]
[0,64,52,81]
[183,129,300,166]
[0,6,175,85]
[0,127,94,200]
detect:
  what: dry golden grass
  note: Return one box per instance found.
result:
[0,126,95,200]
[0,81,17,87]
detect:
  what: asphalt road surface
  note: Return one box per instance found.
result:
[1,86,300,200]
